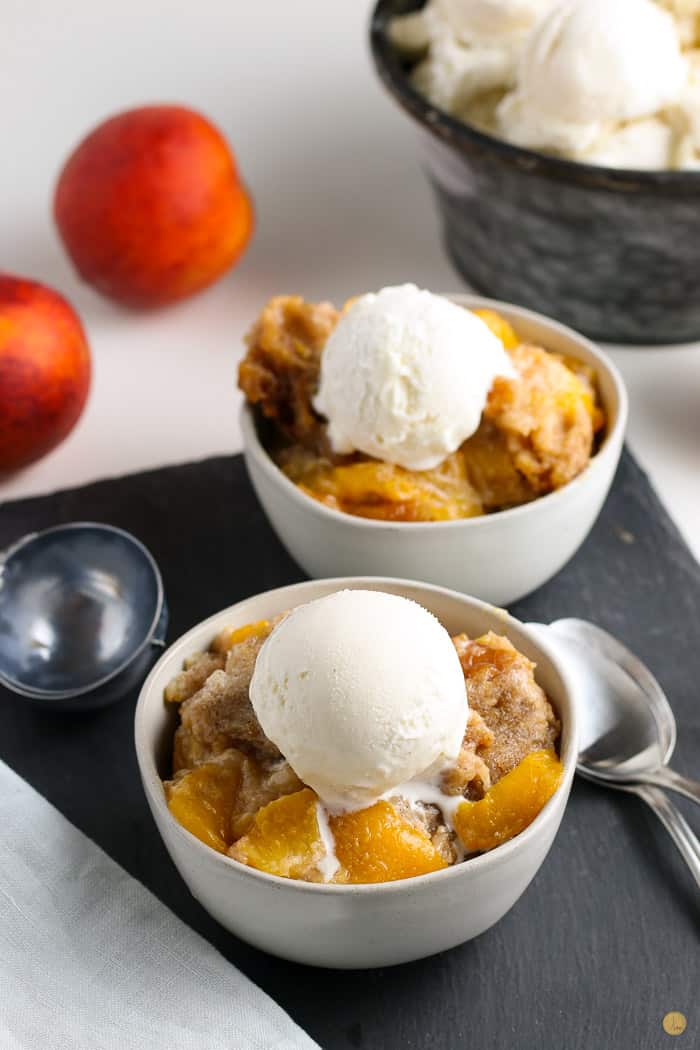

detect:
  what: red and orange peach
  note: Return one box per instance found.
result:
[54,105,254,308]
[0,274,91,472]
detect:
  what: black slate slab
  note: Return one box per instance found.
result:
[1,450,698,1050]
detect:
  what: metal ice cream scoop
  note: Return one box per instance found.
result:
[0,522,167,711]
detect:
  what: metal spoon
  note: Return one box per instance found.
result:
[529,618,700,889]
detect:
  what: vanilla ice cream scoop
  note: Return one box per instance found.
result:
[249,590,468,812]
[581,118,675,170]
[400,1,557,114]
[497,0,686,154]
[435,0,558,44]
[658,0,700,47]
[313,285,515,472]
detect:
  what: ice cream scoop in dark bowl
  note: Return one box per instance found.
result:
[370,0,700,344]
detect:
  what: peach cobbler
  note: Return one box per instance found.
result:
[163,590,563,884]
[238,285,605,522]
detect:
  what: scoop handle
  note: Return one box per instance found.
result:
[630,783,700,891]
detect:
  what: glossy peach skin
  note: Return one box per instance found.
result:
[54,105,254,308]
[0,274,91,472]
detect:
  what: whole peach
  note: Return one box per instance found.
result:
[0,274,91,472]
[54,105,254,308]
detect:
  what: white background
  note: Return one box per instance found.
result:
[3,0,699,558]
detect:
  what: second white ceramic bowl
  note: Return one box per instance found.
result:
[240,295,627,606]
[135,577,578,969]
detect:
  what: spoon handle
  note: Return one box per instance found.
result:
[630,783,700,889]
[639,767,700,807]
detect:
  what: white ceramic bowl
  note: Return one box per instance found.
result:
[240,294,627,606]
[135,577,578,969]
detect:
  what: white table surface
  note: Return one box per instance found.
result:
[3,0,699,561]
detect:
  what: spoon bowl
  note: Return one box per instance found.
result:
[543,619,676,781]
[529,617,700,890]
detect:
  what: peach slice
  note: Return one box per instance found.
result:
[165,754,244,853]
[211,619,271,654]
[331,801,448,883]
[472,308,519,350]
[294,452,482,522]
[454,749,563,853]
[232,791,448,883]
[230,788,326,879]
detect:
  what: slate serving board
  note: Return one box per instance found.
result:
[1,450,698,1050]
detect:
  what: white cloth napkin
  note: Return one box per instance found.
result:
[0,760,319,1050]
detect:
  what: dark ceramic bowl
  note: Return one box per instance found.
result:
[370,0,700,344]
